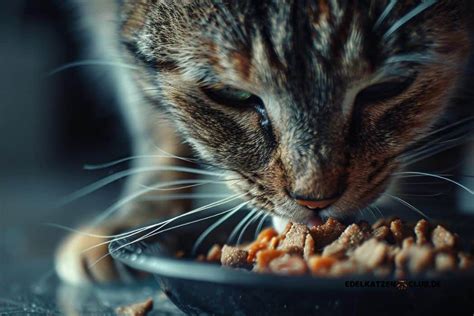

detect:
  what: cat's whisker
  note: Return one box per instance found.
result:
[237,210,262,246]
[397,179,443,185]
[104,199,250,260]
[88,201,250,270]
[421,116,473,138]
[109,193,249,247]
[227,208,258,245]
[385,53,443,66]
[153,146,204,166]
[139,193,234,202]
[400,120,473,160]
[366,206,378,221]
[393,171,473,195]
[399,121,473,166]
[399,118,472,165]
[401,127,473,159]
[374,0,397,30]
[393,192,447,198]
[92,179,241,225]
[58,166,226,206]
[84,154,200,170]
[383,0,437,40]
[43,222,148,239]
[82,192,248,254]
[372,205,384,218]
[152,144,240,173]
[255,213,270,239]
[402,138,473,166]
[47,59,139,76]
[137,178,240,192]
[191,202,248,256]
[383,193,431,220]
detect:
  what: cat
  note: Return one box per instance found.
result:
[56,0,472,285]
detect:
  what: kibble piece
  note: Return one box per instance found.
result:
[435,252,457,272]
[330,260,364,277]
[308,255,337,276]
[353,239,389,269]
[322,224,367,258]
[414,219,430,245]
[387,246,401,261]
[373,225,390,241]
[358,221,372,234]
[281,223,293,236]
[278,223,309,255]
[408,245,434,274]
[269,236,280,249]
[390,219,407,243]
[343,224,368,247]
[303,234,315,260]
[115,298,153,316]
[395,244,434,275]
[269,255,308,275]
[372,218,388,229]
[321,241,346,259]
[200,217,472,278]
[402,237,415,249]
[395,243,434,275]
[395,246,409,270]
[247,242,269,263]
[206,244,222,262]
[255,249,285,271]
[310,218,346,248]
[221,245,249,268]
[459,253,474,270]
[256,227,278,243]
[432,225,456,250]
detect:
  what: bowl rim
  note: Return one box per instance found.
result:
[109,236,470,291]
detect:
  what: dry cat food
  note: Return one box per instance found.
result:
[115,298,153,316]
[197,218,473,278]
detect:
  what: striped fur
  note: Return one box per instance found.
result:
[56,0,471,284]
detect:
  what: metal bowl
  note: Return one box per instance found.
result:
[110,210,474,315]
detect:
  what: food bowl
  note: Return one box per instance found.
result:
[109,209,474,315]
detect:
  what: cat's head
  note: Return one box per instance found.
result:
[120,0,470,224]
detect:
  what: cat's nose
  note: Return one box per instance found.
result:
[293,195,339,210]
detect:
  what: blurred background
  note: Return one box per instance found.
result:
[0,1,136,310]
[0,0,131,265]
[0,0,472,314]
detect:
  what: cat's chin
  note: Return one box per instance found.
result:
[272,215,290,233]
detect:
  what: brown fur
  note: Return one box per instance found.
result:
[56,0,471,284]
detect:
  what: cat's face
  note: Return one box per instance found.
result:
[120,1,470,224]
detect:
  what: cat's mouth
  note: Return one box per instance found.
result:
[267,172,394,230]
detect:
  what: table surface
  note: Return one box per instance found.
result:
[0,259,184,315]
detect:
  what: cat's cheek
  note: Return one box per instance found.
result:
[329,171,393,217]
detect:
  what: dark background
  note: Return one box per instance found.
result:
[0,1,472,314]
[1,0,474,267]
[0,1,131,265]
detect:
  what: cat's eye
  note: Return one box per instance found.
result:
[202,85,257,107]
[354,77,415,107]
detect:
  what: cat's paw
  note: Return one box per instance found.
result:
[55,226,122,285]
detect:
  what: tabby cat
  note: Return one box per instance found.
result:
[56,0,472,284]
